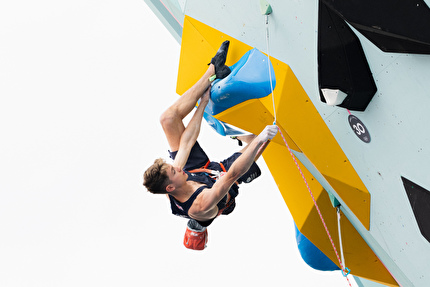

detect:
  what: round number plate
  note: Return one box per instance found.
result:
[348,115,371,143]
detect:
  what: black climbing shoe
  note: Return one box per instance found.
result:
[211,40,229,67]
[210,40,231,80]
[215,65,231,80]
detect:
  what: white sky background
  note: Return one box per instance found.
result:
[0,1,357,286]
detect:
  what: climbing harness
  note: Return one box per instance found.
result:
[188,161,228,181]
[263,7,352,286]
[189,168,226,180]
[188,161,237,211]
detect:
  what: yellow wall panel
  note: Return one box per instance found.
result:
[263,141,396,286]
[273,66,370,229]
[179,14,370,229]
[177,14,397,286]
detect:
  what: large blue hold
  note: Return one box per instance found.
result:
[202,48,276,136]
[294,224,340,271]
[206,48,276,116]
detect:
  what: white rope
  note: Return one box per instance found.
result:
[337,207,348,275]
[265,15,276,124]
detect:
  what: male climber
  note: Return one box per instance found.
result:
[143,41,278,248]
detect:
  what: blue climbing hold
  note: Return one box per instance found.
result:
[206,48,276,116]
[202,112,248,136]
[294,224,341,271]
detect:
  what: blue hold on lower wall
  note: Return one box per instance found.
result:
[294,224,340,271]
[202,48,276,136]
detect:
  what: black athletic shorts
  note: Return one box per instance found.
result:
[169,141,261,184]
